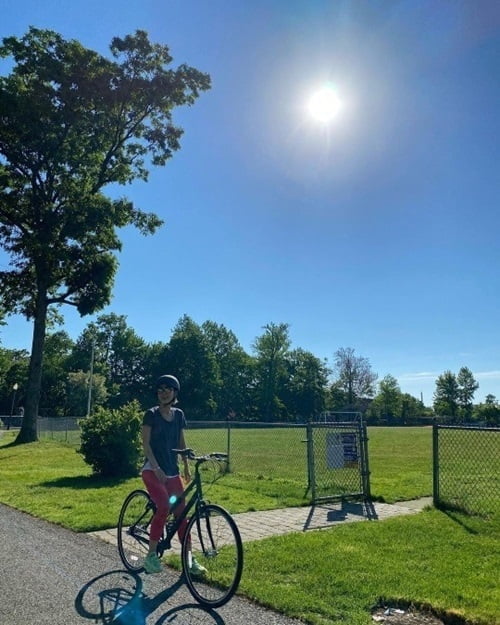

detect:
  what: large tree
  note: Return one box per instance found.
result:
[253,322,291,421]
[201,320,255,419]
[368,374,401,424]
[0,28,210,442]
[433,371,459,419]
[456,366,479,421]
[283,348,329,421]
[332,347,378,408]
[69,313,149,409]
[161,316,220,420]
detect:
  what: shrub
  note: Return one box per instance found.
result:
[78,401,143,477]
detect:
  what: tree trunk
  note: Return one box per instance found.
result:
[14,293,48,444]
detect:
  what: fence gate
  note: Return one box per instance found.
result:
[306,419,370,503]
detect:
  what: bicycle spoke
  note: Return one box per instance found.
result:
[117,490,154,572]
[182,504,243,608]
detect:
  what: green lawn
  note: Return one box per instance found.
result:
[1,428,498,625]
[186,425,434,506]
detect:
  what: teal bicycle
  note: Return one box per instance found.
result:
[117,449,243,608]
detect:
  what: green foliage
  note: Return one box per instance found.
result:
[66,370,108,416]
[78,400,143,477]
[434,367,480,422]
[332,347,378,408]
[367,376,429,425]
[473,395,500,426]
[0,27,210,441]
[157,315,220,420]
[201,320,256,419]
[0,346,29,413]
[457,366,479,420]
[283,348,329,421]
[67,313,148,408]
[433,370,459,417]
[253,322,291,421]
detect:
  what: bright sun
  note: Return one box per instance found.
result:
[308,86,342,123]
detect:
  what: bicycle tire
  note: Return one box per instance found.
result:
[182,503,243,608]
[117,489,154,572]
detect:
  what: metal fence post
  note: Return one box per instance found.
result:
[432,421,439,508]
[226,418,232,474]
[305,422,315,501]
[360,417,371,500]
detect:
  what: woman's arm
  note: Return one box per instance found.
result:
[178,428,191,482]
[142,424,165,481]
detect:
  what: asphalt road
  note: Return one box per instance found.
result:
[0,503,305,625]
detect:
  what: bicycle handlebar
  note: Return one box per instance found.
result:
[173,448,228,463]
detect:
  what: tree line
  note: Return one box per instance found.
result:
[1,313,497,426]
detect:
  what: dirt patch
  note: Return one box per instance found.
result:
[371,604,448,625]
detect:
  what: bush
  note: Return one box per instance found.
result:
[78,401,143,477]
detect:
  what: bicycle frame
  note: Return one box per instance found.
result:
[157,458,206,554]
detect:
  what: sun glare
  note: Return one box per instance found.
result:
[308,86,342,123]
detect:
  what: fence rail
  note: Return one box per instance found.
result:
[433,424,500,517]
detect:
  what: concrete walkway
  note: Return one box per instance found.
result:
[90,497,433,549]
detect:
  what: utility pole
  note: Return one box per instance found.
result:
[86,340,95,418]
[8,383,19,430]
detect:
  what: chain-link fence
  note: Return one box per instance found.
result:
[0,415,24,429]
[31,417,370,505]
[306,421,370,502]
[37,417,82,444]
[187,422,310,505]
[433,424,500,517]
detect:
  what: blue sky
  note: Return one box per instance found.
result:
[1,1,500,406]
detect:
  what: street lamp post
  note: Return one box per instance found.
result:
[8,383,19,430]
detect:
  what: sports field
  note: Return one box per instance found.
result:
[186,425,434,506]
[35,423,497,516]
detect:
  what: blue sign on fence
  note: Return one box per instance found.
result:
[326,432,359,469]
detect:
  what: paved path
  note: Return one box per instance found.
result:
[90,497,433,550]
[0,496,432,625]
[0,503,306,625]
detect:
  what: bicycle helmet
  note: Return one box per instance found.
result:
[155,374,180,392]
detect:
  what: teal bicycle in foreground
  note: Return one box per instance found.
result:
[117,448,243,608]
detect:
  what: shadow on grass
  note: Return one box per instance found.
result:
[437,507,480,535]
[39,474,135,489]
[0,439,23,452]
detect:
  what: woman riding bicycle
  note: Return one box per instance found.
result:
[141,374,206,575]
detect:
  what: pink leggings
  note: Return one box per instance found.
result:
[142,470,189,544]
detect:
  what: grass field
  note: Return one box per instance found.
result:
[186,425,434,506]
[1,427,498,625]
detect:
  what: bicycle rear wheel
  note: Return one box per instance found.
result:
[182,503,243,608]
[117,489,154,572]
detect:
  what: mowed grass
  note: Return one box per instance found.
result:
[1,427,498,624]
[242,510,499,625]
[0,426,440,525]
[187,425,434,506]
[368,426,433,502]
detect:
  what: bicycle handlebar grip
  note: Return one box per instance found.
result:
[173,448,195,459]
[210,452,228,460]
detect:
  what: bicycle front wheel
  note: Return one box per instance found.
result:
[182,503,243,608]
[117,489,154,572]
